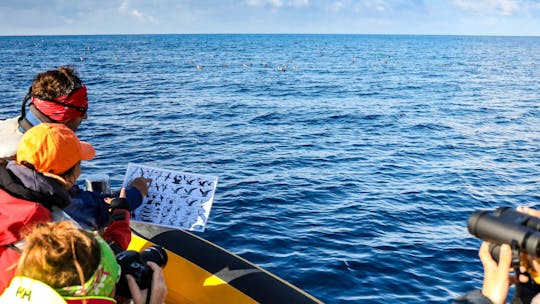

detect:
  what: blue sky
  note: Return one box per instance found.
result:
[1,0,540,36]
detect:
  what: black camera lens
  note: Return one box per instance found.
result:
[115,245,168,298]
[140,245,168,268]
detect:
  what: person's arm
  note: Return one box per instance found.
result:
[120,177,152,211]
[103,189,132,250]
[103,209,131,251]
[66,187,111,230]
[67,177,150,230]
[454,243,513,304]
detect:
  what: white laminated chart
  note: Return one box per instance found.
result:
[122,163,218,232]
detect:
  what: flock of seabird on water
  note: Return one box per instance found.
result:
[76,52,300,71]
[190,60,300,72]
[70,46,411,72]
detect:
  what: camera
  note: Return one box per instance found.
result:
[115,245,168,298]
[468,207,540,258]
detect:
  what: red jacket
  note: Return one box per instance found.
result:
[103,209,132,251]
[0,189,131,294]
[0,188,51,293]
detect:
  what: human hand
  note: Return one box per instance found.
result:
[129,177,152,198]
[126,261,167,304]
[105,188,130,211]
[480,242,513,304]
[516,206,540,218]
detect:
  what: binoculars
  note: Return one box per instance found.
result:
[468,207,540,258]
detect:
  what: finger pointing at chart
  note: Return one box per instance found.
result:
[129,177,153,197]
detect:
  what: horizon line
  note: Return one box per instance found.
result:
[1,33,540,38]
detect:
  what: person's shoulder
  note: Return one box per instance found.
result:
[0,116,23,159]
[0,116,20,126]
[0,116,21,133]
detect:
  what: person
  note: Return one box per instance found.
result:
[455,206,540,304]
[0,66,88,166]
[0,66,148,230]
[0,123,139,293]
[0,221,167,304]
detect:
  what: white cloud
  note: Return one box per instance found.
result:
[131,9,143,19]
[329,1,345,12]
[118,0,156,23]
[246,0,309,8]
[450,0,520,16]
[348,0,392,14]
[289,0,309,7]
[247,0,282,7]
[119,0,129,12]
[269,0,284,7]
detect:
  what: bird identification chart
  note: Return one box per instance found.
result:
[122,163,218,232]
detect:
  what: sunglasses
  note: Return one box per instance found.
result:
[43,97,88,116]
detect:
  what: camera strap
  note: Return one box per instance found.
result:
[145,275,152,304]
[511,241,521,273]
[510,240,530,304]
[510,240,524,281]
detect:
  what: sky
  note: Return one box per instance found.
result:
[1,0,540,36]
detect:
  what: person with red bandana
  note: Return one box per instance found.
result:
[0,66,149,243]
[0,66,89,164]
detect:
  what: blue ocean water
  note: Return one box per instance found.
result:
[1,34,539,303]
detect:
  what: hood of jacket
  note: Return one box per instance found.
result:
[0,161,70,209]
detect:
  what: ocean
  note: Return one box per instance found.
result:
[0,34,539,303]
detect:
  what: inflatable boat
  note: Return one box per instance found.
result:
[128,222,323,304]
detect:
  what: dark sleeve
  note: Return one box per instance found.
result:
[66,184,143,230]
[453,290,493,304]
[66,186,111,230]
[109,187,144,211]
[512,280,540,304]
[122,186,143,211]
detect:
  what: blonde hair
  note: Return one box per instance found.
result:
[16,221,100,289]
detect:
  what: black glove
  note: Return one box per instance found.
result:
[109,197,130,212]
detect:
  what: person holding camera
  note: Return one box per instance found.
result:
[455,206,540,304]
[0,221,167,304]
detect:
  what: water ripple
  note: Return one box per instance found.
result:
[1,34,540,303]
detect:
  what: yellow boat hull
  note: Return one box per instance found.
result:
[129,222,322,304]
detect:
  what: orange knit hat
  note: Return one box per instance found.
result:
[17,123,95,175]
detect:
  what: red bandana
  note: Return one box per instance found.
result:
[32,85,88,123]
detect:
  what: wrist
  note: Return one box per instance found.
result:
[111,209,130,221]
[110,197,130,212]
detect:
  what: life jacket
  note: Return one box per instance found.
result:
[0,188,52,294]
[0,276,116,304]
